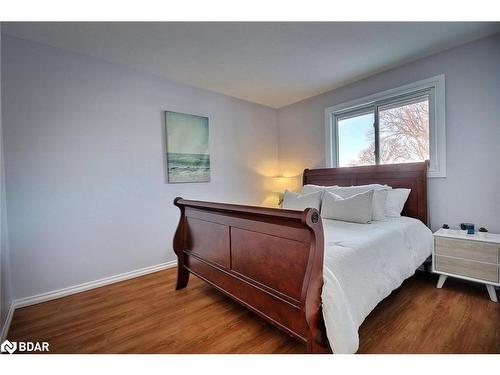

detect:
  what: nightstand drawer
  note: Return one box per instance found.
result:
[435,237,499,263]
[435,255,499,283]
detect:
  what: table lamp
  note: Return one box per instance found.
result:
[271,176,293,207]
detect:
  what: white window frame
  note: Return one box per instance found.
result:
[325,75,446,178]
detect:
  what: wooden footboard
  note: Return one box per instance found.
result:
[173,197,329,353]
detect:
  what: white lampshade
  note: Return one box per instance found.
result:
[271,176,293,193]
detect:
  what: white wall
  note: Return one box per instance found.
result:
[1,25,14,337]
[277,33,500,233]
[2,36,279,300]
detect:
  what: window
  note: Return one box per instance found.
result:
[325,75,446,177]
[337,110,375,167]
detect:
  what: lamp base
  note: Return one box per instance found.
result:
[277,193,284,208]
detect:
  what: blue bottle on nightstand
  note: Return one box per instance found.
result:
[467,223,475,235]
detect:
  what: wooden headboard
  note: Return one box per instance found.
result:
[303,162,428,226]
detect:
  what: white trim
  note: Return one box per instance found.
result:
[14,260,177,309]
[0,260,177,340]
[325,75,446,178]
[0,302,15,342]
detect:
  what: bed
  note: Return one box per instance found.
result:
[321,216,432,353]
[173,162,430,353]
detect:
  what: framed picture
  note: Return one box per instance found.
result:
[165,111,210,183]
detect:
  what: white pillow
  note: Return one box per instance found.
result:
[281,190,322,211]
[372,189,389,221]
[324,184,389,196]
[302,183,390,221]
[320,190,374,224]
[301,184,338,194]
[302,183,387,195]
[327,186,390,222]
[385,188,411,217]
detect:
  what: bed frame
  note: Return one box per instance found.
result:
[173,162,428,353]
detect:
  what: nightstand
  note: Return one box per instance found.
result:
[433,228,499,302]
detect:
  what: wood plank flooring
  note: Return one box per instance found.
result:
[8,268,500,353]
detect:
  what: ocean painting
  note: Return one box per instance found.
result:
[165,111,210,183]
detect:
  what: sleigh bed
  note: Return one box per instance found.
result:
[173,162,428,353]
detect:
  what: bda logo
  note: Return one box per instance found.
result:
[1,339,17,354]
[1,339,49,354]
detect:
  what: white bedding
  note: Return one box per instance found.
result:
[321,216,433,353]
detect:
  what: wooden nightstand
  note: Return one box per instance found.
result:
[433,228,499,302]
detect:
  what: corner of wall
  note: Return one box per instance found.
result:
[0,22,15,339]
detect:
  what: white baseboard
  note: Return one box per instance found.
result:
[1,302,15,342]
[14,260,177,309]
[1,260,177,341]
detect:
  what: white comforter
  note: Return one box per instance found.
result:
[321,216,433,354]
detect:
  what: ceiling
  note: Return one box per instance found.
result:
[3,22,500,108]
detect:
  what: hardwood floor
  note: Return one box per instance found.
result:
[8,268,500,354]
[358,273,500,353]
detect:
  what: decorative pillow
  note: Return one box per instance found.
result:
[320,190,374,224]
[301,184,338,194]
[372,189,389,221]
[323,184,389,197]
[385,188,411,217]
[328,185,390,221]
[281,190,322,211]
[302,183,387,195]
[302,183,390,221]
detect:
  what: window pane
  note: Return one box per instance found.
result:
[378,96,429,164]
[337,112,375,167]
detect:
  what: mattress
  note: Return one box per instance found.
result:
[321,216,433,353]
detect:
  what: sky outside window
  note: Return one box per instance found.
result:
[337,113,375,167]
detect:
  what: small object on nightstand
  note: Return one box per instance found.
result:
[460,222,475,235]
[479,227,488,239]
[467,223,475,235]
[442,224,449,234]
[432,228,499,303]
